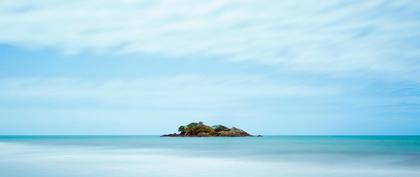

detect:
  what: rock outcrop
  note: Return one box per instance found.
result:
[161,122,255,137]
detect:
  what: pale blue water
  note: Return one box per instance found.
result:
[1,136,420,177]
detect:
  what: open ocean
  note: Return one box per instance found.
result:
[1,136,420,177]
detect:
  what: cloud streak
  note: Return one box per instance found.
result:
[0,0,419,81]
[0,76,340,108]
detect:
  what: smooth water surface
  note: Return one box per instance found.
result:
[1,136,420,177]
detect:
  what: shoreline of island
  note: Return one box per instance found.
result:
[161,121,262,137]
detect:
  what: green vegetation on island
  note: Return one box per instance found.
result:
[161,121,256,137]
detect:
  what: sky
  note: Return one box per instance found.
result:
[0,0,419,135]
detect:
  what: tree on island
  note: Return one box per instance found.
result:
[178,125,186,134]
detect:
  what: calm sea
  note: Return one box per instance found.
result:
[1,136,420,177]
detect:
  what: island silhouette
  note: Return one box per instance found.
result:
[161,121,256,137]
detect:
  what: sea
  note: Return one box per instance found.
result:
[0,136,419,177]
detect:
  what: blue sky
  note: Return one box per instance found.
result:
[0,0,419,135]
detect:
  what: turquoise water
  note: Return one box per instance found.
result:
[1,136,420,177]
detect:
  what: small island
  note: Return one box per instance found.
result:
[161,121,257,137]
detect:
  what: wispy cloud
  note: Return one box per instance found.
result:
[0,76,340,108]
[0,0,419,81]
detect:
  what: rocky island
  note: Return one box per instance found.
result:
[161,121,256,137]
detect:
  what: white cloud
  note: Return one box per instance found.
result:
[0,0,419,81]
[0,76,340,108]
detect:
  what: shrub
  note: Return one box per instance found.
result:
[213,125,230,132]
